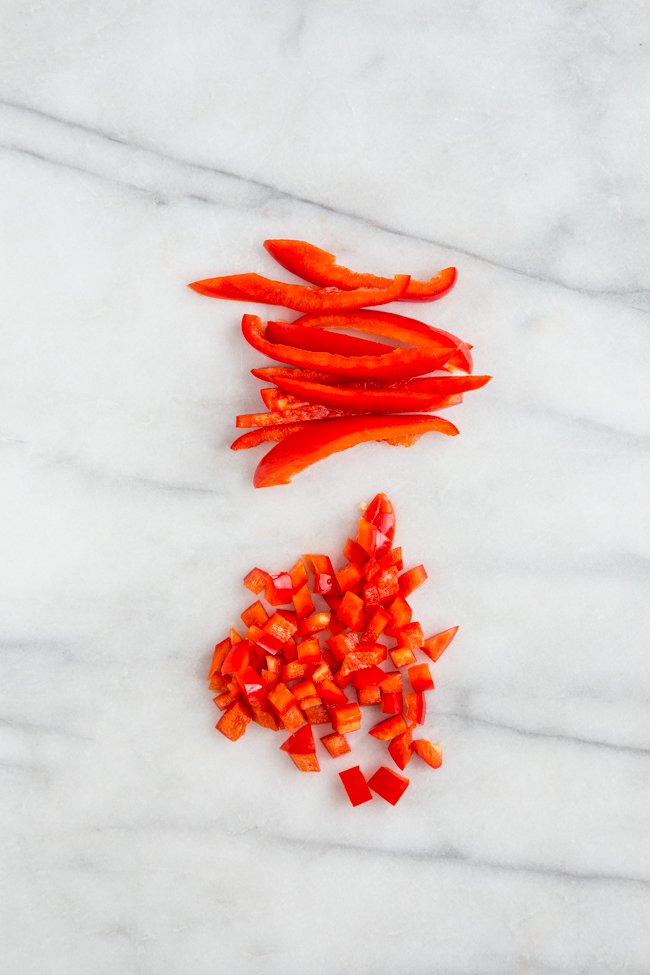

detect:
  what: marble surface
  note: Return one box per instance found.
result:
[1,2,649,973]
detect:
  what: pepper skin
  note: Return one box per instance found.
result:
[188,271,411,312]
[263,240,457,302]
[231,422,314,451]
[265,320,395,357]
[252,414,459,487]
[242,315,460,382]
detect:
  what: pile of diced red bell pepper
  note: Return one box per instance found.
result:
[207,493,457,807]
[188,240,490,487]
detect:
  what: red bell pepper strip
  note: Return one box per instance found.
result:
[399,564,428,597]
[188,271,411,312]
[252,366,342,385]
[268,374,489,414]
[339,766,373,806]
[260,387,309,410]
[252,414,459,488]
[367,766,410,805]
[242,315,460,382]
[293,309,473,375]
[231,422,314,451]
[263,239,457,303]
[236,404,350,428]
[265,320,395,357]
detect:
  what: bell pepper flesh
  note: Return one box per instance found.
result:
[390,647,417,668]
[216,700,252,741]
[369,715,408,741]
[290,753,320,771]
[321,732,351,758]
[421,626,459,662]
[243,567,268,595]
[413,739,443,769]
[388,724,415,770]
[399,565,429,598]
[189,271,411,312]
[231,422,315,451]
[280,723,316,754]
[381,691,404,715]
[357,686,381,706]
[339,766,374,806]
[263,239,457,303]
[404,692,427,725]
[367,766,410,805]
[253,414,459,488]
[265,319,395,357]
[407,663,435,693]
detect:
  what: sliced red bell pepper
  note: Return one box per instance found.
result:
[265,571,294,606]
[351,665,389,689]
[387,723,415,770]
[236,404,349,428]
[252,366,343,385]
[369,715,408,741]
[241,600,269,629]
[389,647,416,668]
[216,700,252,741]
[321,732,351,758]
[263,240,457,302]
[381,691,404,715]
[207,636,231,680]
[407,662,434,693]
[280,723,316,754]
[188,271,411,312]
[292,583,315,619]
[421,626,459,662]
[339,766,373,806]
[231,422,315,451]
[293,309,473,374]
[253,414,458,488]
[260,387,309,410]
[265,320,395,356]
[289,753,320,771]
[336,591,366,631]
[304,555,340,595]
[367,766,410,805]
[243,567,268,595]
[399,565,428,598]
[269,373,489,414]
[361,607,391,643]
[404,692,426,725]
[235,666,268,708]
[331,702,363,734]
[243,315,460,382]
[357,686,381,706]
[413,739,443,769]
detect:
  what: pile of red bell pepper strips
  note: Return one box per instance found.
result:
[207,493,456,807]
[188,240,490,487]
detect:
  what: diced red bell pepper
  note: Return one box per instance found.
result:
[241,600,269,629]
[362,556,380,581]
[413,739,442,769]
[278,703,304,731]
[407,663,434,693]
[339,766,373,806]
[289,558,309,591]
[386,595,412,628]
[363,492,396,543]
[263,240,457,303]
[357,518,391,561]
[207,636,231,680]
[379,547,403,572]
[213,691,236,711]
[253,413,459,488]
[327,617,347,637]
[404,692,426,725]
[387,724,415,770]
[302,703,330,725]
[343,538,369,566]
[361,607,390,643]
[244,567,268,595]
[282,661,317,683]
[336,591,366,631]
[221,641,250,675]
[216,700,252,741]
[338,646,388,679]
[311,661,333,684]
[208,672,231,693]
[331,702,362,734]
[369,715,408,741]
[247,625,284,656]
[352,665,388,689]
[367,766,410,805]
[390,647,417,668]
[261,669,280,691]
[304,554,340,596]
[292,679,321,706]
[321,732,351,757]
[292,583,315,619]
[268,682,297,714]
[318,679,350,706]
[289,753,320,771]
[327,630,360,661]
[263,610,298,643]
[297,612,331,636]
[296,636,323,664]
[357,686,381,706]
[379,671,402,693]
[335,561,364,592]
[250,704,280,731]
[234,666,268,707]
[280,723,315,753]
[399,565,428,598]
[421,626,459,663]
[282,637,298,662]
[323,594,343,613]
[381,691,404,715]
[189,272,411,312]
[229,627,244,645]
[363,567,400,607]
[388,622,424,649]
[265,571,294,606]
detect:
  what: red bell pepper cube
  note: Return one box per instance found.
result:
[334,669,354,689]
[386,595,412,628]
[282,661,317,683]
[380,671,402,693]
[323,594,343,613]
[282,637,298,662]
[292,583,315,620]
[289,753,320,771]
[234,666,268,708]
[367,766,410,805]
[363,567,400,607]
[387,724,415,771]
[331,703,362,734]
[208,672,231,693]
[326,630,360,661]
[207,636,231,680]
[297,612,331,636]
[335,561,364,592]
[278,703,304,731]
[292,679,321,707]
[302,703,330,725]
[404,692,426,725]
[296,636,323,664]
[250,704,279,731]
[352,665,388,689]
[378,547,403,572]
[361,607,390,644]
[389,647,417,668]
[261,669,280,691]
[221,641,250,675]
[357,686,381,706]
[311,661,333,684]
[213,691,236,711]
[343,538,368,567]
[398,565,428,598]
[247,625,284,656]
[362,557,380,581]
[243,567,268,595]
[304,554,340,596]
[263,610,298,643]
[338,645,387,679]
[381,691,404,715]
[369,714,408,741]
[267,682,297,715]
[320,732,351,758]
[357,518,391,561]
[339,766,373,806]
[421,626,459,663]
[363,492,396,542]
[265,655,284,676]
[240,600,269,629]
[408,663,434,693]
[229,627,244,645]
[336,591,366,631]
[216,700,252,741]
[318,680,349,705]
[289,558,309,592]
[265,571,294,606]
[413,739,443,768]
[387,622,424,649]
[280,723,315,753]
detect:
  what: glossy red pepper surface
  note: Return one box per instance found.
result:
[339,766,374,806]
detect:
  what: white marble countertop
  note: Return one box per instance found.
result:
[1,3,649,973]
